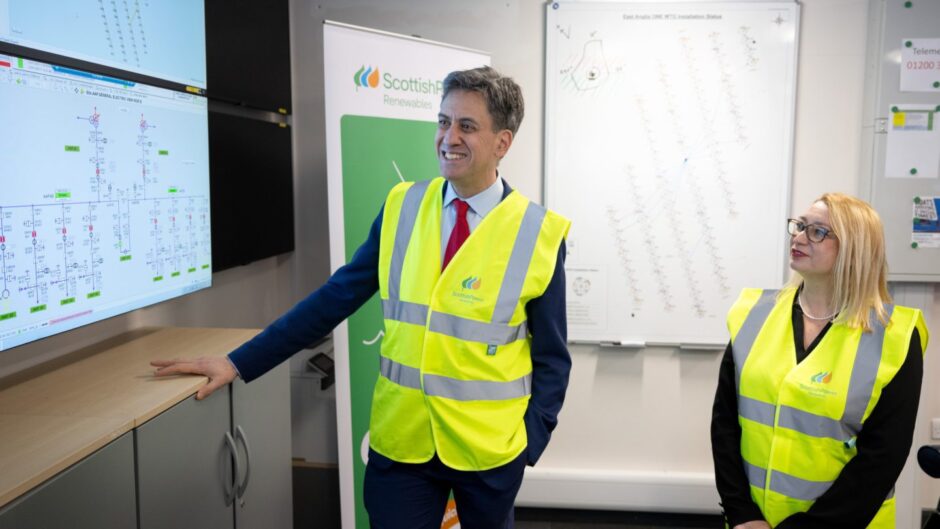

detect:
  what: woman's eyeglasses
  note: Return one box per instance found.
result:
[787,219,836,243]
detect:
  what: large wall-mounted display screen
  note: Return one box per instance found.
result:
[0,0,207,88]
[0,54,211,351]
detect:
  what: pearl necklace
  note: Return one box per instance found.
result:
[798,292,837,321]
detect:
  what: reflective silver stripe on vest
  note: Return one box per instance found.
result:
[732,290,779,389]
[380,356,422,390]
[491,202,547,324]
[423,372,532,401]
[842,305,894,435]
[429,312,528,346]
[388,180,431,302]
[739,395,776,426]
[768,469,833,501]
[777,405,850,441]
[747,461,894,502]
[744,460,767,489]
[382,299,429,326]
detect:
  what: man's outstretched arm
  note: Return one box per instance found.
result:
[153,206,384,396]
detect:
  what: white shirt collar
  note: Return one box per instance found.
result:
[443,177,504,218]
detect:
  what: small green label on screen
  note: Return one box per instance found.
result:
[60,297,75,306]
[153,276,163,282]
[201,264,210,270]
[30,304,46,313]
[188,267,196,273]
[55,192,71,199]
[171,271,181,277]
[17,58,23,68]
[0,312,16,321]
[87,291,101,299]
[168,188,178,193]
[64,145,80,152]
[120,255,132,262]
[158,150,169,155]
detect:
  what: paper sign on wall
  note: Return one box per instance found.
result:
[885,104,940,179]
[913,196,940,249]
[900,38,940,92]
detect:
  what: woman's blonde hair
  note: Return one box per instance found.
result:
[786,193,891,331]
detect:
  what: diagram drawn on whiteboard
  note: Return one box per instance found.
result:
[571,40,610,91]
[558,29,624,95]
[546,2,797,345]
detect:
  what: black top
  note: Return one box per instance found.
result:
[711,295,924,528]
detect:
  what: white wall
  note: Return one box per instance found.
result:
[4,0,939,515]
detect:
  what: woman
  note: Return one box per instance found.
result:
[711,193,928,528]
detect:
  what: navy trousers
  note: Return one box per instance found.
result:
[363,449,528,529]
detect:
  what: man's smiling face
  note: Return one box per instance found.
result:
[435,89,510,194]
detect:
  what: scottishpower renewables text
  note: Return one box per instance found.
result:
[382,73,442,109]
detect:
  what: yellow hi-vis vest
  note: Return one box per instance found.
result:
[727,288,928,528]
[372,177,571,471]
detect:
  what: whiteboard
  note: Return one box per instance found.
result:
[545,1,799,345]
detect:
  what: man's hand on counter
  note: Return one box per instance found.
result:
[151,356,238,400]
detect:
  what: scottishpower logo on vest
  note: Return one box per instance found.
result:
[461,277,481,290]
[452,276,484,304]
[799,370,837,399]
[352,64,444,110]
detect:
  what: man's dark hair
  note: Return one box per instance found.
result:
[442,66,525,135]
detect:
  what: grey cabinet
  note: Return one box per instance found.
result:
[0,432,136,529]
[136,388,234,529]
[232,364,292,529]
[136,363,292,529]
[0,362,291,529]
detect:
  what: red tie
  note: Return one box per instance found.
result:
[443,199,470,270]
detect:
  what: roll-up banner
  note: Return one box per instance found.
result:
[323,21,490,529]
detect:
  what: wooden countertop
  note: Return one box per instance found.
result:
[0,327,260,509]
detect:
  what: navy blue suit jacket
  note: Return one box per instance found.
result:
[228,180,570,466]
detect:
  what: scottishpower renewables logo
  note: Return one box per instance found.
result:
[461,276,481,290]
[353,65,380,89]
[800,370,837,399]
[452,276,483,304]
[351,64,444,109]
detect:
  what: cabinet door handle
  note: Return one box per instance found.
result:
[235,425,252,500]
[224,431,241,507]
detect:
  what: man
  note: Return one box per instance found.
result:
[153,66,571,529]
